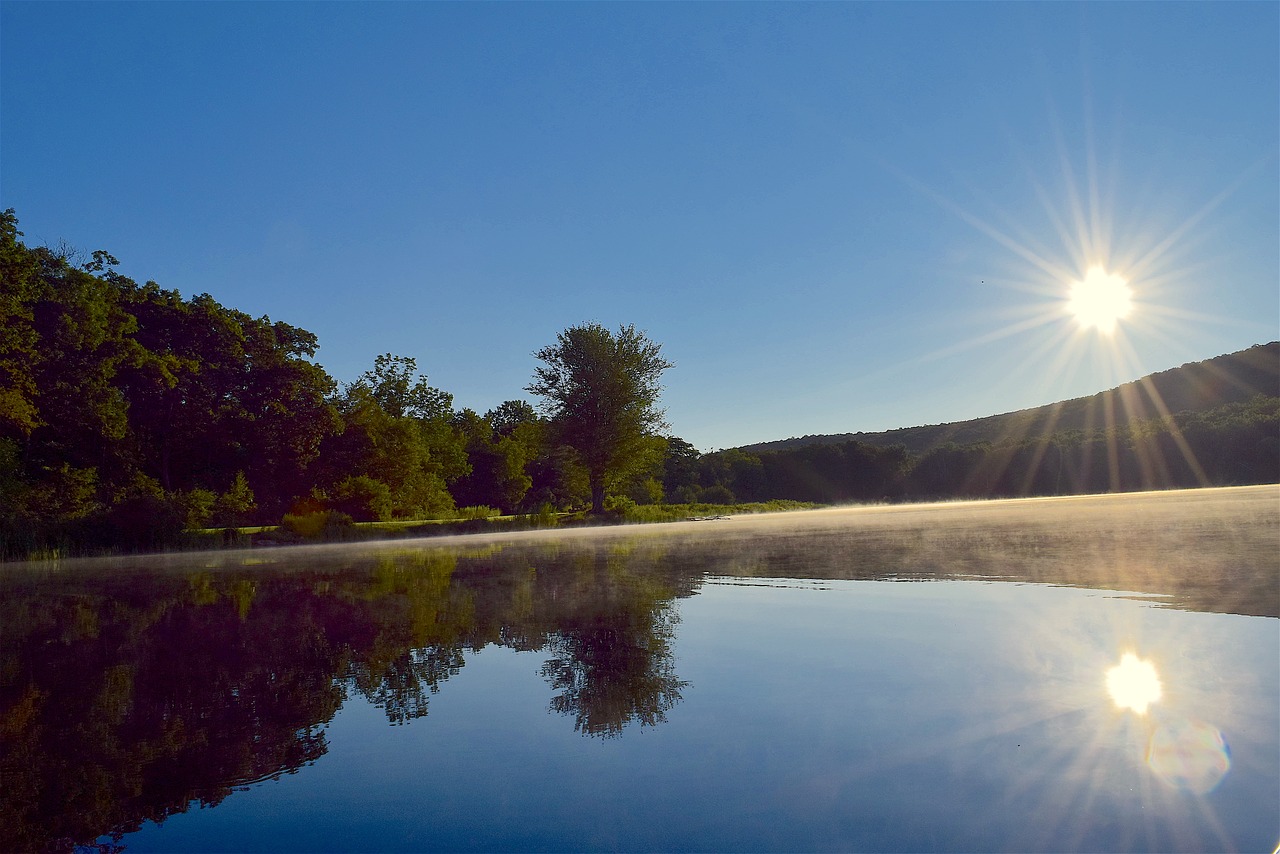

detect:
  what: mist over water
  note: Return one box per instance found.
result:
[2,486,1275,851]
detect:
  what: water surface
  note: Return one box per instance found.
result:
[2,486,1276,852]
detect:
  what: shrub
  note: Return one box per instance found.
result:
[212,472,256,527]
[603,494,637,515]
[700,483,736,504]
[330,476,394,522]
[180,488,217,530]
[281,510,356,540]
[100,475,187,552]
[673,484,703,504]
[626,476,664,505]
[522,502,559,528]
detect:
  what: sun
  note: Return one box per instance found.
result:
[1066,267,1133,334]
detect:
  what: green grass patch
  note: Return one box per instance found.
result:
[619,499,820,523]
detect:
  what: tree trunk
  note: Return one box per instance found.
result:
[590,477,605,514]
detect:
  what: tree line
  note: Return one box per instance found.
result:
[1,210,681,556]
[2,209,1276,556]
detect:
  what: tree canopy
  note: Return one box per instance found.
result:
[526,323,674,513]
[1,207,1275,557]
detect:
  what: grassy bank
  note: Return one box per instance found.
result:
[4,499,822,560]
[230,499,821,547]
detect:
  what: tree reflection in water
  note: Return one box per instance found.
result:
[0,541,696,849]
[3,488,1273,850]
[541,608,686,737]
[540,552,688,736]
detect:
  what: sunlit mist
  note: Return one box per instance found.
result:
[1067,267,1132,334]
[1107,652,1162,714]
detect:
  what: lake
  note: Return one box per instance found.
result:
[2,485,1277,852]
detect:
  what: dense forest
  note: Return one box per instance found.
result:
[2,210,1277,557]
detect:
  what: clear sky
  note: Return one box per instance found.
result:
[3,2,1276,452]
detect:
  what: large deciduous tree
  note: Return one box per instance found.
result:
[526,323,673,513]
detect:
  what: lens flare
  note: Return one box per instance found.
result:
[1147,718,1231,794]
[1106,652,1161,714]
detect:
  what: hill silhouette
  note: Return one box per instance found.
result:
[741,342,1279,455]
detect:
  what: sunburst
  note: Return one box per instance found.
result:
[1067,267,1133,335]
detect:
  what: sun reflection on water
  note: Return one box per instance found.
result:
[1106,651,1162,714]
[1102,650,1234,795]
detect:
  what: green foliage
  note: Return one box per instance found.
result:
[450,409,533,512]
[486,399,538,436]
[329,475,394,522]
[662,436,701,498]
[180,488,217,530]
[455,505,501,520]
[520,502,560,528]
[756,441,908,503]
[281,509,356,540]
[615,499,819,524]
[626,476,665,505]
[0,209,42,436]
[1,208,1273,555]
[319,356,464,520]
[0,437,24,510]
[102,476,187,552]
[23,464,101,522]
[672,484,703,504]
[699,448,764,501]
[0,213,346,552]
[352,353,453,420]
[527,323,673,513]
[523,442,589,512]
[699,483,736,504]
[212,472,256,527]
[602,494,638,515]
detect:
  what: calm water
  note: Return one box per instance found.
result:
[2,487,1277,852]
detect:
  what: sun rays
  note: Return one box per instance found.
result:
[875,107,1264,495]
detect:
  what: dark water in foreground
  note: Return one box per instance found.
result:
[2,487,1277,852]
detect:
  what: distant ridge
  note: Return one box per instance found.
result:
[741,342,1280,455]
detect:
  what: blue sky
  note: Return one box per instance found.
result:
[3,2,1276,451]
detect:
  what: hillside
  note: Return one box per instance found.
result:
[742,342,1279,455]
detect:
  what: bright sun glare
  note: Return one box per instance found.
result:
[1067,267,1133,334]
[1106,652,1162,715]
